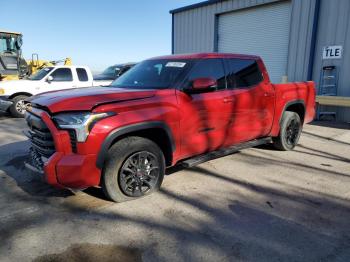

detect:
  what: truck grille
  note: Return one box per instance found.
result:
[25,112,55,159]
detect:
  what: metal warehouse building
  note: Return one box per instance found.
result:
[170,0,350,122]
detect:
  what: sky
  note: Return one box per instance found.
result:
[1,0,199,72]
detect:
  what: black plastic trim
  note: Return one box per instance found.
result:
[181,137,273,167]
[96,121,175,169]
[280,100,305,123]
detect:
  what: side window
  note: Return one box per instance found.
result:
[77,68,88,82]
[186,59,226,90]
[119,66,131,76]
[113,67,121,77]
[50,68,73,82]
[226,59,263,89]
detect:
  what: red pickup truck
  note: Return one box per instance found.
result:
[24,53,315,202]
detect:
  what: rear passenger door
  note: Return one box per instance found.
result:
[224,58,275,144]
[176,58,234,158]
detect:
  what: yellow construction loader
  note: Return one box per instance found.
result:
[26,54,72,76]
[0,30,71,81]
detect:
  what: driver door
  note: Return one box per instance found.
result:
[45,68,75,91]
[176,58,233,158]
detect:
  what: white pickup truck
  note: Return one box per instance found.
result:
[0,65,113,117]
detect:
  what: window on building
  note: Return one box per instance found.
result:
[186,59,226,90]
[50,68,73,82]
[77,68,89,82]
[226,59,263,89]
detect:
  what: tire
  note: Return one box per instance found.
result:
[272,111,302,151]
[101,136,165,203]
[9,95,29,118]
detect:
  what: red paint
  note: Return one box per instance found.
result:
[27,53,316,189]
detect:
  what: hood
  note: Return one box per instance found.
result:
[27,86,156,113]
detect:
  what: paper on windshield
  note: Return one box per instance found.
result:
[165,62,186,68]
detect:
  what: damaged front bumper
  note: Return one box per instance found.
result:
[24,108,102,189]
[0,96,12,112]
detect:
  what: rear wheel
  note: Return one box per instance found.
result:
[9,95,28,118]
[101,136,165,203]
[273,111,302,151]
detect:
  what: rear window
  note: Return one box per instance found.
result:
[77,68,89,82]
[226,59,263,89]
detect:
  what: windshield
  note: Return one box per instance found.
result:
[28,67,54,80]
[0,36,19,54]
[111,59,193,89]
[102,66,120,77]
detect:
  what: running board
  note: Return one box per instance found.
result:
[181,137,273,168]
[24,162,44,175]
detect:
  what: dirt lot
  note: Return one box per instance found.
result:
[0,113,349,262]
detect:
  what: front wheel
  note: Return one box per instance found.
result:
[272,111,302,151]
[101,136,165,203]
[9,95,29,118]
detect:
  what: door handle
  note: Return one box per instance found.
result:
[223,98,234,103]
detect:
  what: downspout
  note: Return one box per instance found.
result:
[307,0,321,81]
[213,15,219,52]
[171,13,175,54]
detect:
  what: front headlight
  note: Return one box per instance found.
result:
[0,88,5,95]
[52,112,115,142]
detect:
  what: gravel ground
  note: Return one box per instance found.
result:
[0,113,349,262]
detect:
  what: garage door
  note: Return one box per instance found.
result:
[218,1,291,83]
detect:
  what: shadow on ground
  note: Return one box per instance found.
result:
[309,120,350,130]
[0,122,350,261]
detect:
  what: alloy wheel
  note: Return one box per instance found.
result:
[119,151,160,197]
[15,100,26,115]
[285,119,300,145]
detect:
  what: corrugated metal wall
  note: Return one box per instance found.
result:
[173,0,350,122]
[217,1,291,83]
[173,0,282,54]
[312,0,350,122]
[173,0,316,82]
[286,0,316,81]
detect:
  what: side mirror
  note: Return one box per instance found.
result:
[46,76,53,83]
[192,77,217,91]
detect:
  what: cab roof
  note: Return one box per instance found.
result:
[0,30,22,36]
[38,65,90,69]
[151,52,261,60]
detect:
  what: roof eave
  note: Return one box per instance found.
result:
[169,0,224,14]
